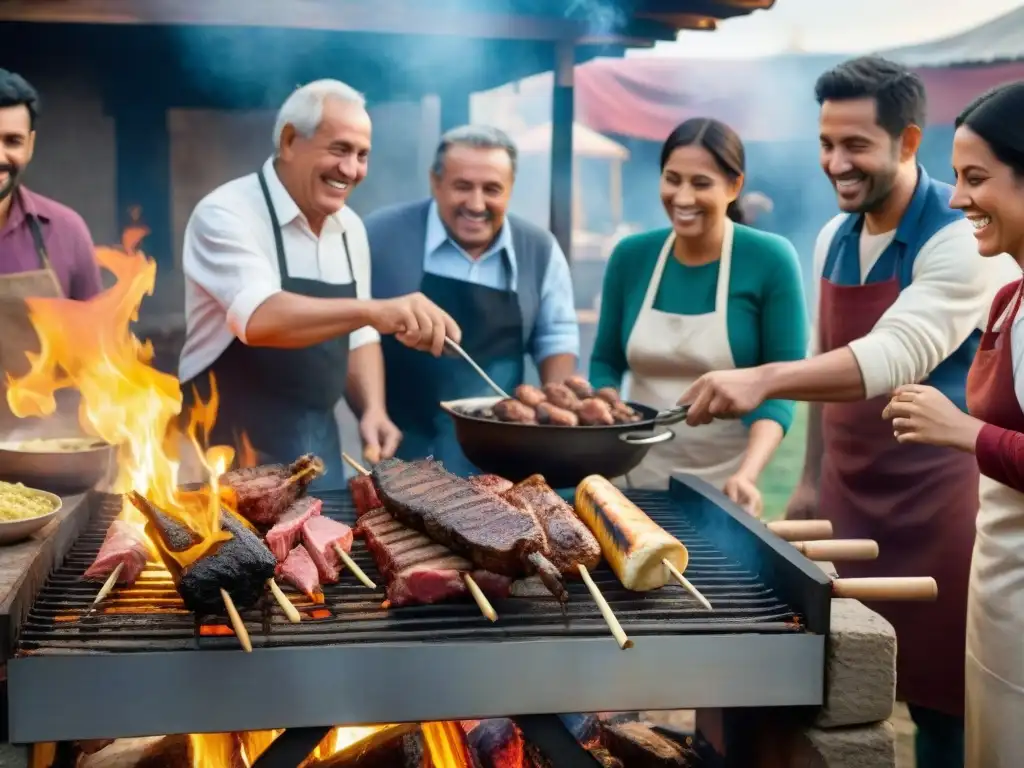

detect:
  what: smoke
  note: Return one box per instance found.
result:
[563,0,632,37]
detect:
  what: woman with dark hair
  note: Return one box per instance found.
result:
[589,118,807,509]
[883,81,1024,765]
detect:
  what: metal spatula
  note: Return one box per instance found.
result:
[443,337,512,400]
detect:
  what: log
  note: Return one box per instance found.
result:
[600,721,694,767]
[79,735,192,768]
[310,725,423,768]
[467,719,525,767]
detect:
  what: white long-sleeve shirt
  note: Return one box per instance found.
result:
[811,215,1020,399]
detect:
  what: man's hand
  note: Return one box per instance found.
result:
[723,472,763,518]
[358,408,402,464]
[883,384,983,452]
[368,292,462,357]
[678,369,769,426]
[784,480,818,520]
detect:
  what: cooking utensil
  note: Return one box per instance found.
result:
[0,438,114,494]
[443,338,511,399]
[0,488,62,545]
[440,395,689,488]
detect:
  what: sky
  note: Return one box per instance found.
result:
[633,0,1024,58]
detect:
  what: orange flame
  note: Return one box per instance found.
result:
[5,247,232,559]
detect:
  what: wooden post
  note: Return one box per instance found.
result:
[549,40,575,262]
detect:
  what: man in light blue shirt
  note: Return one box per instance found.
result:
[365,125,580,474]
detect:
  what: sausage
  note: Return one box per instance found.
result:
[574,475,688,591]
[493,398,537,423]
[577,397,615,426]
[537,402,579,426]
[542,383,580,410]
[611,402,641,424]
[564,375,595,399]
[515,384,547,408]
[596,387,623,406]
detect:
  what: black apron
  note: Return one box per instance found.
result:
[183,169,355,490]
[383,254,525,476]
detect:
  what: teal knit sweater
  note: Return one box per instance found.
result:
[589,224,808,432]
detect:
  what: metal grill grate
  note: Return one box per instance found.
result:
[18,489,801,654]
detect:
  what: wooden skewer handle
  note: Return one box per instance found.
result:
[767,519,834,541]
[463,574,498,622]
[792,539,879,561]
[831,577,938,601]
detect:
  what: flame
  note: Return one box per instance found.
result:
[5,247,233,563]
[238,431,258,469]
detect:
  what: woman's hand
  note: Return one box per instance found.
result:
[723,472,763,518]
[882,384,984,453]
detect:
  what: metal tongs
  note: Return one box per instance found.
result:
[653,404,690,425]
[443,337,512,399]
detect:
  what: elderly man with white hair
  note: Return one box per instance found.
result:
[365,124,579,475]
[179,80,460,486]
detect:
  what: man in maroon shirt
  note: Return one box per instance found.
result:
[0,69,102,299]
[0,69,102,428]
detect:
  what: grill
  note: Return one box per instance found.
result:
[7,476,831,746]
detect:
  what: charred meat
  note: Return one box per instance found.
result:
[467,474,514,495]
[265,497,322,561]
[492,398,537,424]
[371,458,567,601]
[128,492,276,615]
[84,520,152,584]
[358,506,511,608]
[536,402,579,426]
[221,454,324,528]
[503,475,602,576]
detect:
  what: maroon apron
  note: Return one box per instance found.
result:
[819,277,977,717]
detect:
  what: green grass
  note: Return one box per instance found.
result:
[759,403,808,522]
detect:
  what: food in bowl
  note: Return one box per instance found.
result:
[468,376,643,427]
[0,481,59,521]
[1,437,108,453]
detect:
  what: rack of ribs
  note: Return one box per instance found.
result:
[371,458,568,602]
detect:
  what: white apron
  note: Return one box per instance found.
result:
[965,476,1024,766]
[622,222,748,490]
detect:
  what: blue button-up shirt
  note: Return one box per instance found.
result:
[423,201,579,363]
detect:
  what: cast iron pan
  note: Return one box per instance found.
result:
[440,396,689,489]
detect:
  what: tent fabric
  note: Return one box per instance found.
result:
[879,7,1024,67]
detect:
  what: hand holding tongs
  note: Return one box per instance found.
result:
[653,404,690,425]
[443,337,512,399]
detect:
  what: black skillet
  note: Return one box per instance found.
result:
[440,396,689,489]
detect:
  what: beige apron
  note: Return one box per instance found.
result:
[0,214,66,432]
[622,222,748,490]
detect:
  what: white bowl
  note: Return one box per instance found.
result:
[0,489,62,545]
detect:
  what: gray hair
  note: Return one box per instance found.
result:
[272,79,366,151]
[431,124,518,177]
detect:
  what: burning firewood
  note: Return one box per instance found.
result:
[78,735,193,768]
[128,492,280,652]
[307,725,423,768]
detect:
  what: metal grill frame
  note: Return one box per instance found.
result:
[7,475,831,743]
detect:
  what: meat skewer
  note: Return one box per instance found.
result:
[302,515,376,589]
[83,519,153,614]
[575,475,713,611]
[343,453,500,620]
[370,457,569,602]
[128,492,279,652]
[500,474,631,649]
[267,578,302,623]
[278,544,323,602]
[221,453,324,528]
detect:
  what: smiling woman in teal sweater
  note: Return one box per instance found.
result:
[590,118,807,511]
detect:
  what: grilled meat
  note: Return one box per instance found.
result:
[221,454,324,528]
[503,475,602,576]
[536,402,578,426]
[349,474,383,517]
[514,384,547,407]
[468,474,514,495]
[278,544,321,602]
[372,458,568,601]
[84,520,152,584]
[128,492,277,615]
[358,506,511,608]
[493,398,537,423]
[564,375,595,399]
[578,397,615,426]
[542,382,580,410]
[612,401,642,423]
[596,387,622,406]
[302,516,354,583]
[265,497,322,561]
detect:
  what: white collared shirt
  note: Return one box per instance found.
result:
[179,158,379,383]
